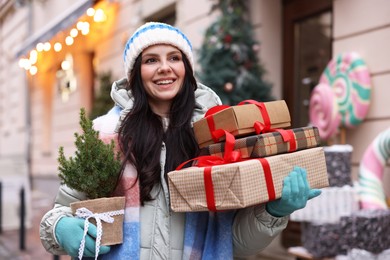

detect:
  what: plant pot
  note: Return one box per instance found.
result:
[70,196,125,246]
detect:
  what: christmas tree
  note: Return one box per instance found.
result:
[58,108,122,199]
[197,0,273,104]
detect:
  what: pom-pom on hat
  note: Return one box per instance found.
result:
[123,22,194,75]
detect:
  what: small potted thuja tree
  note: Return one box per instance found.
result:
[58,108,124,246]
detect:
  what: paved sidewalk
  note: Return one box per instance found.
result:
[0,189,68,260]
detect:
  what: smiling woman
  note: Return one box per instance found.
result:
[40,22,319,260]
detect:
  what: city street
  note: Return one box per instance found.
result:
[0,178,66,260]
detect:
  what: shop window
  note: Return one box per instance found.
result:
[56,53,77,103]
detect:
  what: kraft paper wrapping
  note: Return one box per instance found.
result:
[168,147,329,212]
[70,196,125,246]
[200,126,321,159]
[193,100,291,148]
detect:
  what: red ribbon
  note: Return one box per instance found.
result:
[277,129,297,152]
[204,100,272,143]
[205,105,230,143]
[239,100,271,133]
[258,158,276,201]
[203,167,216,211]
[176,130,242,170]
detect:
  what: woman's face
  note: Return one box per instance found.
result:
[141,44,185,116]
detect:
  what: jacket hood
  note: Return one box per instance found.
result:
[110,77,222,130]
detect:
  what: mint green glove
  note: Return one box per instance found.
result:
[266,166,321,217]
[55,216,110,257]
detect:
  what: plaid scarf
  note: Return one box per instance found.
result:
[95,108,235,260]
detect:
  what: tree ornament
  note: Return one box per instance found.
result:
[252,44,260,52]
[209,35,218,44]
[244,61,253,69]
[224,82,234,92]
[224,34,233,43]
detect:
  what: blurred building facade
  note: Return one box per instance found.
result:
[0,0,389,252]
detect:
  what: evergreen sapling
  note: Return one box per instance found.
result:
[58,108,122,199]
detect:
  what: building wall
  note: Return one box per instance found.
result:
[0,1,32,230]
[333,0,390,194]
[0,3,28,158]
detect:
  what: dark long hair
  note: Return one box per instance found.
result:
[118,51,199,205]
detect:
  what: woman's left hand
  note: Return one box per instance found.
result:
[265,166,321,217]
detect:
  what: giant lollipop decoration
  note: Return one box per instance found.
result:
[309,83,341,140]
[319,52,371,128]
[359,128,390,209]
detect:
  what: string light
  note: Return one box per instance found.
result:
[29,50,38,64]
[43,42,51,51]
[29,66,38,75]
[70,28,78,37]
[61,60,71,71]
[76,21,84,30]
[18,3,110,75]
[36,43,44,52]
[65,36,74,46]
[54,42,62,52]
[24,60,32,70]
[86,7,95,16]
[18,58,29,68]
[81,27,90,35]
[94,9,106,22]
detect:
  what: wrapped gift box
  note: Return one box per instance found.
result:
[324,144,353,187]
[199,126,320,159]
[193,100,291,148]
[341,209,390,254]
[168,147,328,212]
[347,248,390,260]
[301,221,348,258]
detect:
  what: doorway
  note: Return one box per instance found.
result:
[282,0,332,128]
[281,0,332,249]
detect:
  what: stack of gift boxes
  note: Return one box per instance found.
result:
[167,100,329,212]
[290,145,390,259]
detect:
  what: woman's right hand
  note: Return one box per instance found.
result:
[55,216,110,257]
[265,166,321,217]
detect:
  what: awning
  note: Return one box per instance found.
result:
[15,0,93,57]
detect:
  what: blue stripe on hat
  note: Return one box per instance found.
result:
[123,23,192,61]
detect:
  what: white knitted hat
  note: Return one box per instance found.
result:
[123,22,194,75]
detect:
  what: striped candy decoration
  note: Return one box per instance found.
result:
[358,128,390,209]
[309,83,341,140]
[320,52,371,128]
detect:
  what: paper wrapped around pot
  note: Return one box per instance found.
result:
[70,196,125,246]
[168,147,329,212]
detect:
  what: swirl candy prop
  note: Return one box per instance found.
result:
[359,128,390,209]
[319,52,371,128]
[309,83,341,140]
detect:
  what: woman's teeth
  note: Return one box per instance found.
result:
[156,80,174,85]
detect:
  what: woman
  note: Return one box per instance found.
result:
[40,22,320,259]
